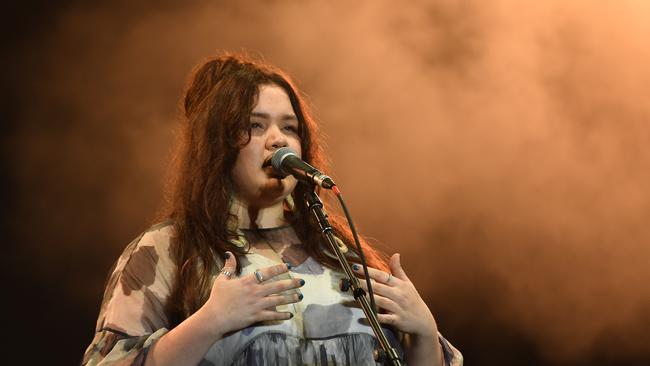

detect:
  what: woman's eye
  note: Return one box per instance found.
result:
[283,125,298,133]
[250,122,264,129]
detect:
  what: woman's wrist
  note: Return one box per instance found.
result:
[409,326,439,351]
[404,324,443,366]
[194,302,226,342]
[415,314,439,340]
[145,303,226,366]
[413,329,438,343]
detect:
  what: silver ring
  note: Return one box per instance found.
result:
[254,270,264,283]
[220,269,232,278]
[386,273,392,284]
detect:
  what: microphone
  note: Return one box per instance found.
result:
[265,147,335,189]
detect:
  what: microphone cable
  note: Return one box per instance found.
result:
[330,185,378,314]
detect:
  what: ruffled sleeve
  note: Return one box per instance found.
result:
[82,222,176,365]
[439,332,463,366]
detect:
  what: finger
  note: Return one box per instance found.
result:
[372,294,400,314]
[218,251,237,280]
[260,293,303,308]
[352,263,401,286]
[257,310,294,322]
[390,253,410,282]
[252,262,290,283]
[259,278,305,297]
[358,278,397,298]
[377,313,399,326]
[244,262,288,285]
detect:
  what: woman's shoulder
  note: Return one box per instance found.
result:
[91,220,177,343]
[117,220,175,264]
[130,219,176,250]
[105,220,177,295]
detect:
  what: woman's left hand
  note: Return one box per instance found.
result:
[353,253,438,339]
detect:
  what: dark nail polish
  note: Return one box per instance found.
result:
[285,262,292,270]
[224,252,231,259]
[340,278,351,292]
[298,293,304,301]
[299,279,305,286]
[352,264,360,271]
[289,313,294,319]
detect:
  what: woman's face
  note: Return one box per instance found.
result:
[231,84,302,208]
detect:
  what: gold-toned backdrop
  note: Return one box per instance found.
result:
[4,1,650,364]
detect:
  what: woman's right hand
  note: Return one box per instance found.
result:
[198,251,304,339]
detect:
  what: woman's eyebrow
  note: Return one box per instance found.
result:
[250,112,269,119]
[282,115,298,122]
[251,112,297,121]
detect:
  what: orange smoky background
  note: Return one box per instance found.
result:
[3,1,650,364]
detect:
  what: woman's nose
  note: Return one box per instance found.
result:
[266,125,288,150]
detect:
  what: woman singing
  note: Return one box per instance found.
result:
[82,54,462,366]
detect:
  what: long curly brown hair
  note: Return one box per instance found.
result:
[160,53,388,326]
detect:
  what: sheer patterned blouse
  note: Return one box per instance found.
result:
[82,222,463,365]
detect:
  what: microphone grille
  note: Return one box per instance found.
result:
[271,147,298,174]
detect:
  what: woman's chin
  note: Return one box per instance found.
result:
[255,180,287,203]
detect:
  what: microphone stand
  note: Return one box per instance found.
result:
[304,189,403,366]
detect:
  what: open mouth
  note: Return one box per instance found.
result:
[262,163,287,179]
[262,156,272,169]
[262,155,290,179]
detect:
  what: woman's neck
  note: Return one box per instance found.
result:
[230,197,287,229]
